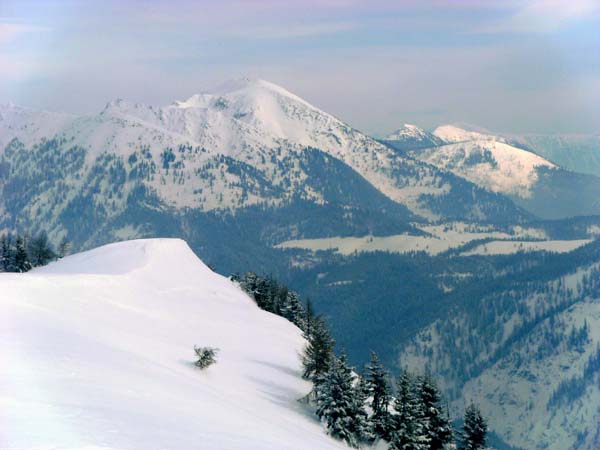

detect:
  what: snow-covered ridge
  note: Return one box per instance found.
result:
[94,77,345,152]
[413,140,556,197]
[0,239,347,450]
[432,124,504,143]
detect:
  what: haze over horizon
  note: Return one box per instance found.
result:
[1,0,599,135]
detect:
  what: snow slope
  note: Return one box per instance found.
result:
[432,125,503,143]
[412,129,556,198]
[0,239,348,450]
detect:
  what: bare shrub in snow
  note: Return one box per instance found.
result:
[194,346,219,369]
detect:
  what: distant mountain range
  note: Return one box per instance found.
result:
[0,79,529,252]
[383,124,600,219]
[2,79,600,450]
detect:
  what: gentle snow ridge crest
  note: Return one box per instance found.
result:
[0,238,348,450]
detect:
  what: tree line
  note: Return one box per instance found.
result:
[235,272,489,449]
[0,232,68,273]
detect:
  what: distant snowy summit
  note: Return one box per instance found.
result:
[431,124,504,143]
[0,77,532,230]
[383,123,443,150]
[414,127,556,198]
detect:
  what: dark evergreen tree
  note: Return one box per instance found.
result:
[351,371,371,443]
[1,234,13,272]
[13,236,32,273]
[315,355,361,448]
[303,297,316,338]
[281,291,306,330]
[458,404,487,450]
[302,316,335,381]
[365,351,393,440]
[389,371,429,450]
[418,373,452,450]
[28,231,56,267]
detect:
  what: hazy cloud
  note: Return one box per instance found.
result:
[0,0,598,134]
[0,22,49,43]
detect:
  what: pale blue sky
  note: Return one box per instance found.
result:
[1,0,599,135]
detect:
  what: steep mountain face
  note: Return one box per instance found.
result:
[0,79,528,257]
[402,125,600,219]
[0,238,348,450]
[398,240,600,450]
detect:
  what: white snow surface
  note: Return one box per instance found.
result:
[432,125,502,143]
[413,138,556,197]
[461,239,591,256]
[0,239,348,450]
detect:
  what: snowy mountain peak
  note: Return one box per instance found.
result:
[170,78,317,112]
[209,78,314,107]
[385,123,429,141]
[432,124,502,143]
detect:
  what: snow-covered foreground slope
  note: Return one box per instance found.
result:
[0,239,348,450]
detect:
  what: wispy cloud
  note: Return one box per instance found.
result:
[0,0,598,133]
[479,0,600,33]
[224,21,359,40]
[0,22,50,44]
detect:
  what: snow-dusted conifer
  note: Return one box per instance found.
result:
[14,236,32,273]
[28,231,56,267]
[282,290,306,330]
[316,355,360,448]
[0,234,13,272]
[389,371,430,450]
[302,316,335,380]
[458,403,487,450]
[418,373,452,450]
[366,351,393,440]
[303,298,316,338]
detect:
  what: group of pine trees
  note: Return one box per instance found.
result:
[236,272,489,449]
[233,272,307,330]
[304,323,487,449]
[0,232,67,273]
